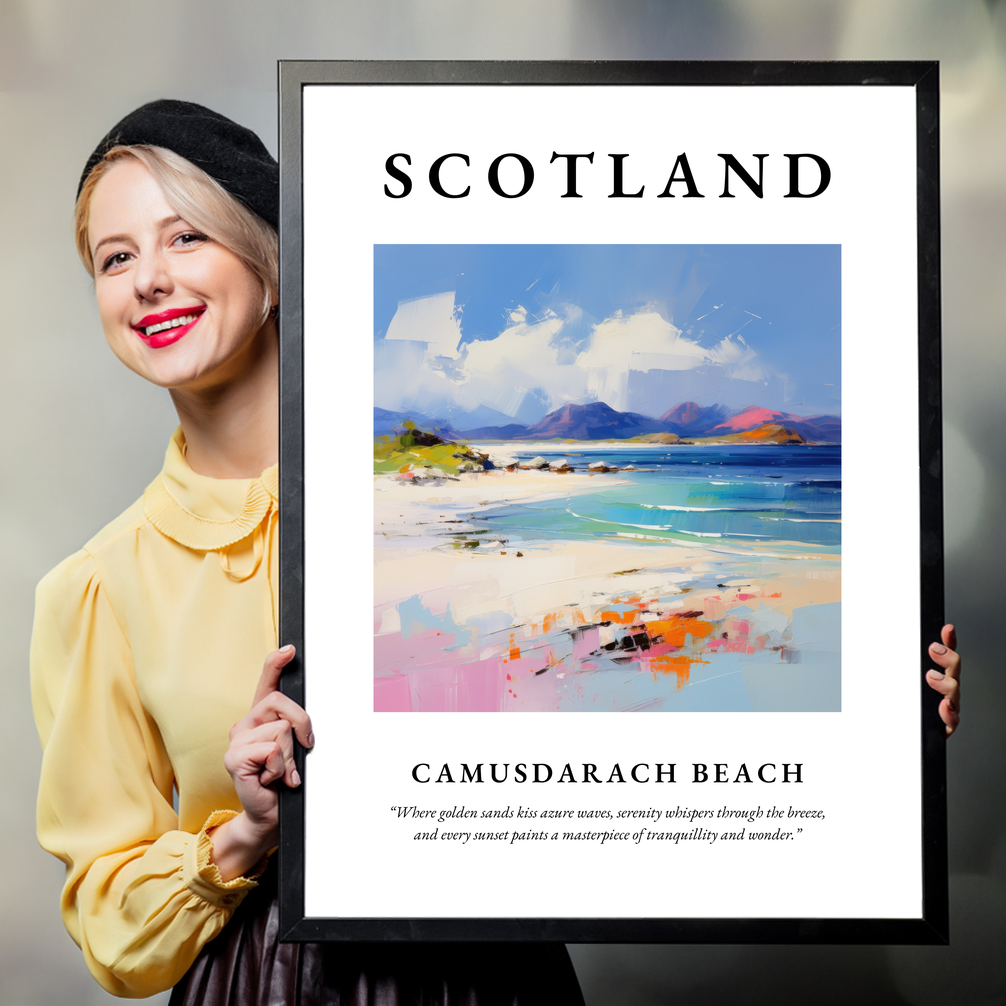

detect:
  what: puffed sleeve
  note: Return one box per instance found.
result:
[31,549,262,998]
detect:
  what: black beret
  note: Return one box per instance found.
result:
[78,99,278,228]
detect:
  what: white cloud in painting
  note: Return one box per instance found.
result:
[580,310,707,373]
[377,292,773,420]
[576,309,765,408]
[459,304,588,418]
[384,291,462,356]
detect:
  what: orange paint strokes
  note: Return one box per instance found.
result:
[542,611,560,633]
[599,608,637,624]
[596,595,648,625]
[648,652,708,690]
[646,613,716,648]
[507,632,520,662]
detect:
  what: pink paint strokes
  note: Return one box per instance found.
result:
[373,578,823,712]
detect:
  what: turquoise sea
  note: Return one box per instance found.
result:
[467,444,841,555]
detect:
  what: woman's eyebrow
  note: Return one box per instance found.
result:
[92,216,185,257]
[92,232,133,256]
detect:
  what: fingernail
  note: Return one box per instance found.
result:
[280,644,295,654]
[927,669,944,679]
[291,768,301,787]
[931,643,947,655]
[307,732,315,748]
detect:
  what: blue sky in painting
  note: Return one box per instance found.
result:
[374,245,840,426]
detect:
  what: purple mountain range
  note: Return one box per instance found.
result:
[376,400,841,443]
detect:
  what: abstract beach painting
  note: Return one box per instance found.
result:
[374,245,841,713]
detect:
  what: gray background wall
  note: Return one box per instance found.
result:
[2,2,1003,1003]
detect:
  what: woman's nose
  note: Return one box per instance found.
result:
[133,249,173,302]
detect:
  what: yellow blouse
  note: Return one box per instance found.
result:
[31,428,279,998]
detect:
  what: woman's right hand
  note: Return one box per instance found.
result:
[209,645,314,881]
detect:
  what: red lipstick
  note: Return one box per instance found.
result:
[132,306,206,349]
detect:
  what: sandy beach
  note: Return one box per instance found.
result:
[374,467,841,713]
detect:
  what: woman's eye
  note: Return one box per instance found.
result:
[101,251,132,273]
[173,231,208,248]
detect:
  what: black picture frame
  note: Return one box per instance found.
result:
[277,60,945,944]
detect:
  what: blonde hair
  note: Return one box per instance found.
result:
[75,145,278,323]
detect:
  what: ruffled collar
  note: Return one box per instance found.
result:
[143,428,278,551]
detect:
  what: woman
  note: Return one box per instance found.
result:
[31,100,586,1004]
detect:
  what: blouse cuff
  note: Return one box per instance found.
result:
[183,810,269,909]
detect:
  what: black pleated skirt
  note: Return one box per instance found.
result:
[169,869,585,1006]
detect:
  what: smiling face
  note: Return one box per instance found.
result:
[87,158,272,392]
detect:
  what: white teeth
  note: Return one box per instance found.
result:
[142,313,199,337]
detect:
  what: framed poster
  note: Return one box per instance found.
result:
[277,61,946,943]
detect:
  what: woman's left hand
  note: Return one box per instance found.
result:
[926,624,961,737]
